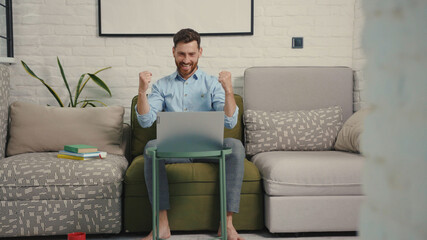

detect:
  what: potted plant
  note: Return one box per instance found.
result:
[21,57,112,107]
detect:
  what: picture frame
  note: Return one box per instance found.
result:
[98,0,254,36]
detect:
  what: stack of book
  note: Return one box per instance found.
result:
[57,144,107,160]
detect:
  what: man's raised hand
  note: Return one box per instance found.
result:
[218,71,233,94]
[139,71,152,94]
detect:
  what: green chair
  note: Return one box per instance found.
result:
[123,94,263,232]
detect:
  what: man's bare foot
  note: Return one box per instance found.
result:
[217,212,245,240]
[141,210,171,240]
[218,225,245,240]
[140,229,171,240]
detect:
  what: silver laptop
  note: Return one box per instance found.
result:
[156,111,224,153]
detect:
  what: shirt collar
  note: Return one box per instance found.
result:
[174,67,201,81]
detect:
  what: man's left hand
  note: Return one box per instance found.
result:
[218,71,233,94]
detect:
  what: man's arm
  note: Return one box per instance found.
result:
[218,71,236,117]
[137,71,152,115]
[136,71,164,128]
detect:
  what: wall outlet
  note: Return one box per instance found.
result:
[292,37,303,49]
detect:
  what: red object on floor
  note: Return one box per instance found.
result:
[68,232,86,240]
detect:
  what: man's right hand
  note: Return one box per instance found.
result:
[139,71,152,93]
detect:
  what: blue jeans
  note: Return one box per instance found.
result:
[143,138,245,213]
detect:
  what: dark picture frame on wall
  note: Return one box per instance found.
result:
[0,0,13,58]
[98,0,254,37]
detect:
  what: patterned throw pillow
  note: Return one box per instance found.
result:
[244,106,343,156]
[335,107,372,153]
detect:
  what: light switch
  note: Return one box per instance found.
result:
[292,37,303,49]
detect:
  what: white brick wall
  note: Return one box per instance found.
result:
[352,0,367,111]
[360,0,427,239]
[9,0,362,122]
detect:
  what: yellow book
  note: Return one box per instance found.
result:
[57,154,103,161]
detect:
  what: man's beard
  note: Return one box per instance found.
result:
[176,60,198,79]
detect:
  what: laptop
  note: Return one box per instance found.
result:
[156,111,224,153]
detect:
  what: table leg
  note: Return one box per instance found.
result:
[156,155,160,240]
[220,151,227,240]
[147,148,231,240]
[152,152,158,240]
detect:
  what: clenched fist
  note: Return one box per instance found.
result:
[139,71,152,94]
[218,71,233,94]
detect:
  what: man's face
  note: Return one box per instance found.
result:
[173,40,202,80]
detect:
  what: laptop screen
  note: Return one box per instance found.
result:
[156,111,224,153]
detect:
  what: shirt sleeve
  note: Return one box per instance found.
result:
[211,78,239,129]
[135,82,164,128]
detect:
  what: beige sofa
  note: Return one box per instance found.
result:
[243,66,365,233]
[0,64,130,238]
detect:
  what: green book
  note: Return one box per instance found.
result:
[64,144,98,153]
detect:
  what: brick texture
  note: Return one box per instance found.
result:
[9,0,363,122]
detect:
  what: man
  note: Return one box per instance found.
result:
[136,28,245,240]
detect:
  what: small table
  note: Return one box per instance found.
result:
[146,147,232,240]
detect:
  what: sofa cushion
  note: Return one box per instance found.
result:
[335,107,372,153]
[244,67,354,121]
[0,152,128,201]
[6,101,124,156]
[244,106,343,156]
[124,155,261,196]
[252,151,364,196]
[130,94,244,159]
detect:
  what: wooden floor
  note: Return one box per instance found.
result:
[2,231,359,240]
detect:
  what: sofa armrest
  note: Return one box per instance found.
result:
[0,64,10,159]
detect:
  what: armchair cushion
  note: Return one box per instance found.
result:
[252,151,364,196]
[6,102,124,156]
[1,152,128,201]
[124,155,261,197]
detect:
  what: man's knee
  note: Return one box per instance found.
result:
[144,139,158,153]
[224,138,245,162]
[143,139,158,163]
[145,139,158,150]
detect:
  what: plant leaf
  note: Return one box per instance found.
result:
[57,57,74,107]
[80,101,96,108]
[93,66,111,75]
[78,75,90,92]
[77,99,108,107]
[21,60,64,107]
[87,73,112,96]
[74,73,86,107]
[81,101,88,108]
[78,66,111,92]
[77,67,112,97]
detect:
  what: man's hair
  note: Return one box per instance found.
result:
[173,28,201,49]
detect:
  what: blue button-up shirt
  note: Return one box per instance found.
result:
[136,68,239,129]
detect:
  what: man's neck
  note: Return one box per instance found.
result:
[178,67,198,80]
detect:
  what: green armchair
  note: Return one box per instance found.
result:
[123,94,263,232]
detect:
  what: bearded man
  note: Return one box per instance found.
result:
[136,28,245,240]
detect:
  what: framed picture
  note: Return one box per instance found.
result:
[98,0,253,36]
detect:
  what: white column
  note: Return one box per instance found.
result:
[360,0,427,239]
